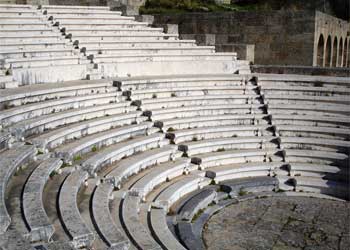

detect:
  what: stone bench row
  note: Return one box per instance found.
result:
[0,33,65,43]
[115,74,247,91]
[276,125,350,140]
[70,33,179,43]
[105,145,182,189]
[0,48,81,60]
[179,136,278,157]
[82,133,168,176]
[0,91,123,127]
[58,169,94,249]
[0,79,114,110]
[259,85,350,96]
[0,41,75,51]
[0,145,37,233]
[8,101,136,140]
[146,104,265,122]
[263,93,349,105]
[23,158,62,243]
[125,85,256,100]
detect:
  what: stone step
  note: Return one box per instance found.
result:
[51,15,135,21]
[0,48,79,59]
[71,34,179,42]
[0,10,38,16]
[41,5,110,11]
[0,28,60,35]
[0,35,64,43]
[0,42,72,51]
[77,40,197,48]
[43,10,122,16]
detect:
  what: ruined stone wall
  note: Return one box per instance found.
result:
[152,11,316,66]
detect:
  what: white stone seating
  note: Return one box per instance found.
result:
[276,125,350,140]
[178,136,278,156]
[0,79,114,110]
[0,92,124,127]
[219,176,278,196]
[22,158,62,242]
[155,114,269,132]
[51,15,135,22]
[153,175,212,212]
[263,93,350,105]
[147,104,264,122]
[129,158,192,201]
[55,122,154,163]
[115,74,246,91]
[139,94,260,110]
[0,41,72,51]
[191,148,282,170]
[63,27,161,36]
[280,136,350,152]
[30,110,144,151]
[256,74,350,88]
[82,133,168,176]
[178,188,217,222]
[127,85,254,100]
[259,85,350,96]
[92,182,130,250]
[0,33,65,43]
[43,9,122,16]
[284,149,348,167]
[205,162,284,181]
[267,103,350,116]
[71,33,179,43]
[0,48,79,59]
[84,46,216,57]
[122,194,162,250]
[0,145,37,233]
[150,208,186,250]
[8,102,135,140]
[3,55,89,68]
[77,40,197,49]
[287,163,346,181]
[0,9,39,17]
[105,145,181,189]
[167,125,274,144]
[0,4,33,10]
[271,114,350,129]
[58,170,95,249]
[292,176,349,199]
[40,5,110,11]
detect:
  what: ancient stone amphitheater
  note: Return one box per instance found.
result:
[0,3,349,250]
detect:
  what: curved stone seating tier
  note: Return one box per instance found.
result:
[0,145,37,233]
[287,163,347,181]
[82,133,168,176]
[130,158,193,201]
[178,188,217,222]
[147,104,265,122]
[71,33,179,43]
[0,41,73,51]
[178,136,278,157]
[55,122,154,163]
[63,26,159,35]
[51,15,135,22]
[150,208,187,250]
[78,40,197,49]
[58,170,94,249]
[127,85,255,100]
[30,110,144,150]
[259,85,350,96]
[115,75,247,91]
[22,158,62,242]
[219,176,278,196]
[92,182,130,249]
[139,94,260,110]
[8,102,135,139]
[284,149,348,167]
[0,34,65,43]
[263,93,350,105]
[40,5,110,11]
[0,9,39,17]
[84,46,216,57]
[122,194,162,250]
[156,114,269,132]
[256,74,350,87]
[167,125,274,144]
[279,136,350,152]
[191,149,282,170]
[276,125,350,140]
[105,145,181,189]
[292,176,349,199]
[267,103,350,116]
[271,114,350,129]
[0,79,114,109]
[0,92,123,127]
[205,162,285,181]
[0,48,80,60]
[43,9,122,16]
[4,55,88,68]
[153,175,212,212]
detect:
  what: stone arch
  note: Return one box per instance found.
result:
[338,37,343,67]
[344,38,348,67]
[317,34,325,67]
[325,35,332,67]
[332,36,338,67]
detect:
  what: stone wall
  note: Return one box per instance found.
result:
[152,11,317,66]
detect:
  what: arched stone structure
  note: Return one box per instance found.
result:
[325,35,332,67]
[317,34,325,66]
[344,38,348,67]
[338,37,343,67]
[332,36,338,67]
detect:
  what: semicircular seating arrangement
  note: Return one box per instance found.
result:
[0,3,349,250]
